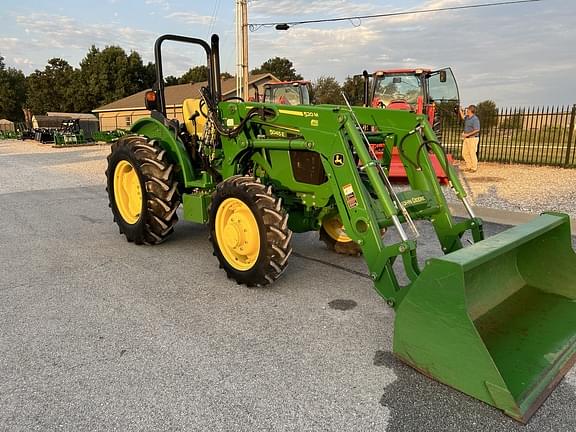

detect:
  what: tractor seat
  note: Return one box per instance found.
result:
[387,100,413,111]
[182,98,206,136]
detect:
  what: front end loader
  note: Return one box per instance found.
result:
[104,34,576,422]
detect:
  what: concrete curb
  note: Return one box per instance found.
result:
[448,202,576,233]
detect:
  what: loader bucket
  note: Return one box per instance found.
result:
[394,213,576,422]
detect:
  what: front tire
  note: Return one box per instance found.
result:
[209,176,292,287]
[106,135,180,245]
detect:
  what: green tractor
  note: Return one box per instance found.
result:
[105,34,576,422]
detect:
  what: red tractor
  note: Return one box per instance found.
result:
[362,68,460,182]
[363,68,459,131]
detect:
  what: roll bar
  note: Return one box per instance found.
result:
[153,34,221,116]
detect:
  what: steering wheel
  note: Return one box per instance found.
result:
[198,99,209,118]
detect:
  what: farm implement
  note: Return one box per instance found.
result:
[53,119,86,146]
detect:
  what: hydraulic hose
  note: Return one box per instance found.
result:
[398,128,420,170]
[200,87,274,139]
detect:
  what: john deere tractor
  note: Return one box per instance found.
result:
[106,34,576,422]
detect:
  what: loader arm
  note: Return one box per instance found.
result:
[218,102,483,306]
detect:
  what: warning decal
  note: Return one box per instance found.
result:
[343,183,358,208]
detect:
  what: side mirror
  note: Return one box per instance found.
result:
[145,90,158,111]
[439,70,447,83]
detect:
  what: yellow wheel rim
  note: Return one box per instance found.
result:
[113,160,143,224]
[323,215,353,243]
[215,198,260,271]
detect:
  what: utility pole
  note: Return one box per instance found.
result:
[236,0,249,100]
[241,0,249,100]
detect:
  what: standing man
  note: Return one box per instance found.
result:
[458,105,481,172]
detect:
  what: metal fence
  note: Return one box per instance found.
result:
[439,104,576,168]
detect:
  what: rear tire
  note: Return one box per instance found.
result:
[320,215,362,256]
[209,176,292,287]
[106,135,180,245]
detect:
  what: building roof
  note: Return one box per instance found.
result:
[93,73,278,113]
[0,119,14,125]
[32,115,98,128]
[46,112,98,120]
[32,115,71,128]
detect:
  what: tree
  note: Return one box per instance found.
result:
[179,65,208,84]
[341,75,365,106]
[144,62,156,87]
[127,53,155,92]
[250,57,303,81]
[476,100,498,129]
[26,58,77,114]
[0,54,27,121]
[74,46,155,112]
[179,65,232,84]
[311,76,343,105]
[165,75,179,86]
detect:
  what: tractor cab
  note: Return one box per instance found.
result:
[365,68,459,125]
[262,80,311,105]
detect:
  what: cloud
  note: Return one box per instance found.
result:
[5,10,211,76]
[247,0,576,106]
[3,0,574,105]
[0,37,51,71]
[12,57,34,67]
[145,0,171,10]
[2,13,160,73]
[14,13,156,52]
[0,37,20,48]
[248,0,469,27]
[250,0,379,19]
[164,12,213,26]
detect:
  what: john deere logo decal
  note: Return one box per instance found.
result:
[333,153,344,166]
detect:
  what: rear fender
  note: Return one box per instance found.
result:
[130,117,195,187]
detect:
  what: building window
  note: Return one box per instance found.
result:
[125,116,132,127]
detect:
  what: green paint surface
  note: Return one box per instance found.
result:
[475,285,576,400]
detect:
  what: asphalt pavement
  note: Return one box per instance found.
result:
[1,140,575,431]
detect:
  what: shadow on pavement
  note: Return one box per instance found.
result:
[375,350,576,432]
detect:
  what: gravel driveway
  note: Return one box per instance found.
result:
[446,162,576,218]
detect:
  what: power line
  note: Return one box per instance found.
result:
[248,0,542,31]
[207,0,221,38]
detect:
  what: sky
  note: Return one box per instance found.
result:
[0,0,575,107]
